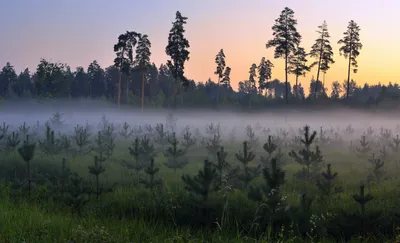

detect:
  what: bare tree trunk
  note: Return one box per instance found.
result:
[141,71,145,110]
[118,71,122,108]
[126,77,129,104]
[314,47,323,99]
[216,77,220,107]
[285,54,288,104]
[295,75,299,98]
[346,52,352,99]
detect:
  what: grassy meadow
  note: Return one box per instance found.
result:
[0,111,400,242]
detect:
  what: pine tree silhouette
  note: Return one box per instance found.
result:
[182,159,217,201]
[260,135,278,168]
[17,135,36,199]
[235,141,260,189]
[73,124,92,156]
[289,125,323,183]
[121,137,146,184]
[316,164,343,205]
[6,131,20,152]
[140,158,162,194]
[212,146,231,187]
[164,132,188,172]
[88,155,106,200]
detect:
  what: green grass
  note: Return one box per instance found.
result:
[1,131,400,242]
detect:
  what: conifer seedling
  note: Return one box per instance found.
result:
[17,135,36,199]
[182,159,217,201]
[140,158,162,194]
[235,141,260,188]
[73,124,92,156]
[164,133,188,172]
[88,155,106,200]
[6,131,20,152]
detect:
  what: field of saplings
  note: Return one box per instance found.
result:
[2,111,400,242]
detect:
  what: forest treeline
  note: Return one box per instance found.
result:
[1,7,399,109]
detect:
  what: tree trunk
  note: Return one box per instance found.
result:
[285,54,288,104]
[141,71,145,110]
[295,75,299,98]
[346,51,352,99]
[216,77,220,107]
[118,71,122,108]
[314,47,323,99]
[126,77,129,104]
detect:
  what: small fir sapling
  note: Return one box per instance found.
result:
[88,155,106,200]
[367,153,385,184]
[182,125,196,151]
[17,135,36,199]
[205,131,222,162]
[389,134,400,153]
[366,126,374,137]
[289,125,324,183]
[51,157,72,198]
[119,122,134,139]
[260,135,278,168]
[39,125,62,156]
[50,112,64,127]
[379,128,392,145]
[64,172,89,215]
[316,164,343,205]
[153,123,169,150]
[212,146,231,187]
[164,132,188,172]
[317,126,330,147]
[235,141,261,189]
[100,125,116,159]
[141,135,157,161]
[18,122,30,138]
[6,131,20,152]
[133,125,144,138]
[245,125,259,149]
[73,124,92,156]
[205,123,220,138]
[0,122,9,138]
[352,184,373,216]
[181,159,218,201]
[248,158,286,217]
[278,128,289,147]
[145,124,154,137]
[295,193,314,241]
[379,145,389,162]
[59,133,72,156]
[140,158,162,194]
[121,137,146,183]
[345,124,355,135]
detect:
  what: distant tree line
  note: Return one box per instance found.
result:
[1,8,398,109]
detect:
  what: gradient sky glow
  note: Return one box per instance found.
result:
[1,0,399,91]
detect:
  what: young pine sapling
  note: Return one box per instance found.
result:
[182,159,217,202]
[164,133,188,172]
[73,124,92,156]
[235,141,261,189]
[119,122,134,139]
[140,158,162,194]
[17,135,36,199]
[182,126,196,151]
[316,164,343,205]
[289,125,323,183]
[88,155,106,200]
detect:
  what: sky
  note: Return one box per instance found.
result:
[0,0,399,91]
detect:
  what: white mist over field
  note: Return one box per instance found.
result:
[1,100,400,142]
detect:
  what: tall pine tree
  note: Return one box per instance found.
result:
[338,20,362,99]
[309,21,334,99]
[288,47,310,98]
[266,7,301,104]
[134,34,152,110]
[165,11,190,109]
[214,49,226,105]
